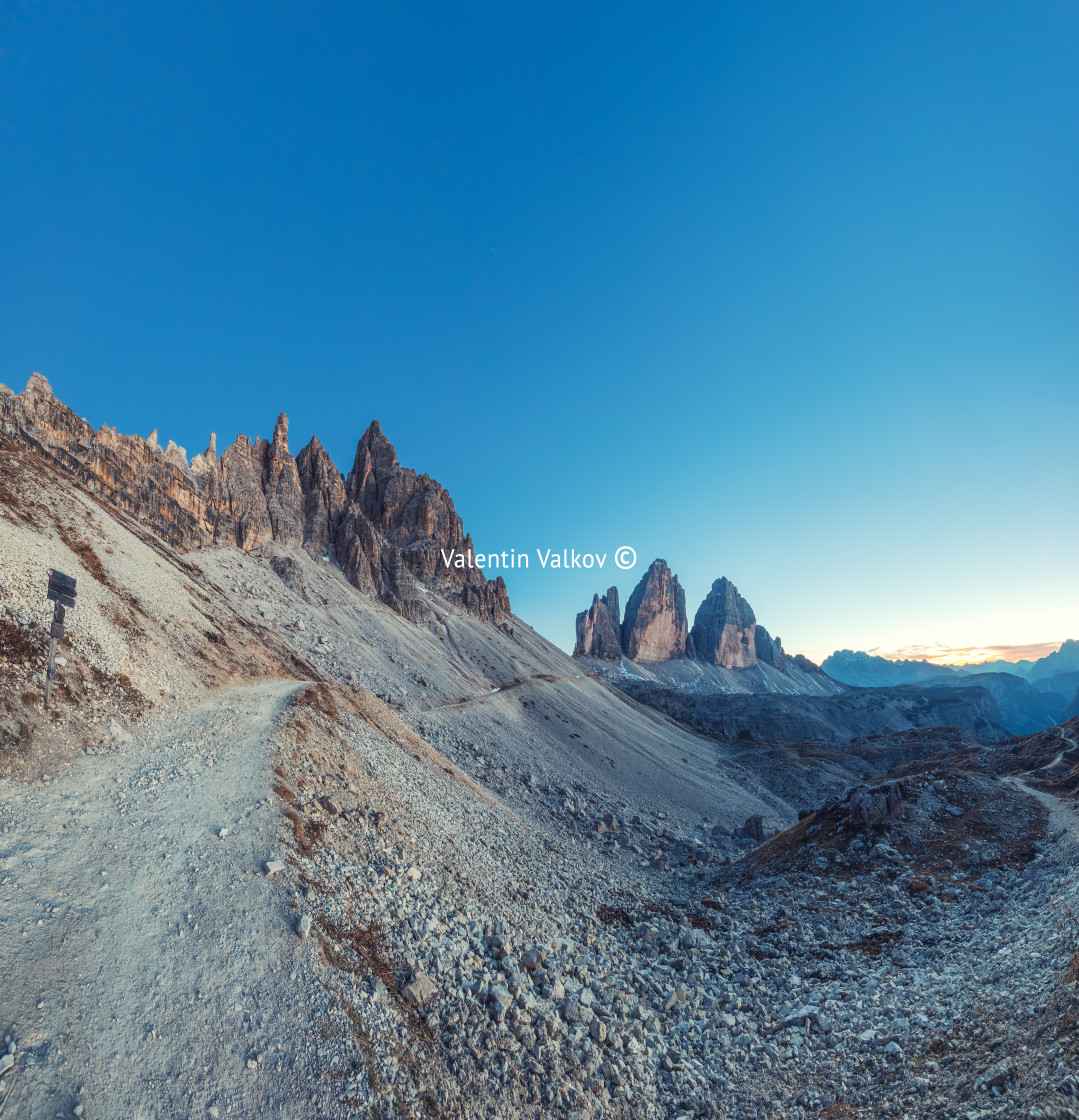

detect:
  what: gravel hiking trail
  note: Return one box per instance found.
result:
[1005,772,1079,855]
[0,680,326,1120]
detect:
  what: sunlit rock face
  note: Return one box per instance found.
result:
[0,373,509,626]
[575,587,623,660]
[620,560,689,663]
[690,577,757,669]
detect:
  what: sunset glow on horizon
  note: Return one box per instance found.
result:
[875,642,1064,667]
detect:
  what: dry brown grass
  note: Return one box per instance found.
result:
[288,680,499,806]
[284,807,313,855]
[814,1102,864,1119]
[106,603,141,633]
[0,617,47,664]
[315,918,435,1050]
[293,682,340,720]
[338,993,386,1093]
[0,616,147,773]
[322,918,400,994]
[849,928,903,957]
[63,536,106,584]
[595,904,635,928]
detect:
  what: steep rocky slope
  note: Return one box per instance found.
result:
[0,440,770,834]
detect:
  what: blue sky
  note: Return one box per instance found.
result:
[2,1,1077,661]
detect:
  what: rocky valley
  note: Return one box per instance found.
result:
[0,376,1077,1120]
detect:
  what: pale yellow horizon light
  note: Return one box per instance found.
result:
[876,641,1063,667]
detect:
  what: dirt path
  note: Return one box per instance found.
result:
[1005,773,1079,856]
[417,673,568,713]
[0,680,327,1120]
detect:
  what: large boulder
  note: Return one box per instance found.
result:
[828,780,905,830]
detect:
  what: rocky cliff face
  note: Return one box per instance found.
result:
[690,577,757,668]
[753,624,787,671]
[574,587,622,659]
[573,564,820,676]
[295,435,347,556]
[0,373,509,626]
[620,560,688,662]
[261,414,305,546]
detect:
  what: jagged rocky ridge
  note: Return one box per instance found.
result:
[575,559,812,674]
[0,373,509,625]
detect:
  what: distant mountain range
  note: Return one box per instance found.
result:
[822,641,1079,691]
[823,641,1079,735]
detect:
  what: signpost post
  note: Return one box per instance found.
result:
[44,569,77,707]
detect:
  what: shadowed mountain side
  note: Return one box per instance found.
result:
[713,724,986,817]
[617,681,1010,744]
[910,672,1068,735]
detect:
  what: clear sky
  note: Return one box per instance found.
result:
[2,1,1077,662]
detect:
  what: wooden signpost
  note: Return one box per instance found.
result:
[44,569,77,707]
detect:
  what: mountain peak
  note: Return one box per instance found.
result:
[574,586,623,660]
[621,559,688,662]
[690,577,757,668]
[23,371,54,397]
